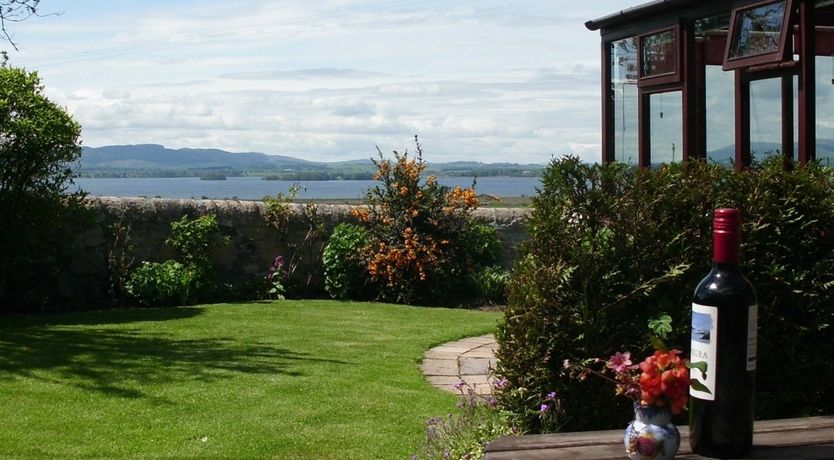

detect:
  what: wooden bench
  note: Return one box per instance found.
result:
[484,416,834,459]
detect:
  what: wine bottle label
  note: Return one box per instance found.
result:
[747,304,758,371]
[690,303,717,400]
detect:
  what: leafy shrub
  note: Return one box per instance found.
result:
[467,266,510,305]
[262,184,326,297]
[323,223,371,299]
[461,223,503,269]
[167,214,229,274]
[126,214,228,306]
[351,137,498,304]
[262,184,299,233]
[0,66,90,310]
[495,156,834,432]
[125,260,199,307]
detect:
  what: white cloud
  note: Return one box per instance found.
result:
[8,0,638,164]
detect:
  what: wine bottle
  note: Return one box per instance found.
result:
[689,208,757,458]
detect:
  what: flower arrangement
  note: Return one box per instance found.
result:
[564,347,691,415]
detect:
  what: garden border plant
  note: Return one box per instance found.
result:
[125,213,229,307]
[324,136,505,305]
[494,156,834,432]
[262,184,327,297]
[0,65,93,311]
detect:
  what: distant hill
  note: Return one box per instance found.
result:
[81,144,320,171]
[707,139,834,163]
[78,144,545,178]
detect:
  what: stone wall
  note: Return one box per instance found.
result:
[63,197,530,308]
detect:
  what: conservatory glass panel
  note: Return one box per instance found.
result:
[611,36,639,164]
[649,91,683,165]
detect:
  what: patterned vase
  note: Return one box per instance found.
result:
[624,402,680,460]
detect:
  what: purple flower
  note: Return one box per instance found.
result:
[546,391,557,401]
[492,377,509,390]
[443,450,451,460]
[539,403,550,413]
[453,379,465,391]
[607,351,633,374]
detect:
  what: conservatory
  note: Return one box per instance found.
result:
[586,0,834,168]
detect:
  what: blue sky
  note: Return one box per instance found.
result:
[7,0,637,163]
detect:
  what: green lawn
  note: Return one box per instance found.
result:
[0,300,500,459]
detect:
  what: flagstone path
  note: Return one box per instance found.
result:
[420,333,497,395]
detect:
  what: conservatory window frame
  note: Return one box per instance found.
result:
[723,0,795,71]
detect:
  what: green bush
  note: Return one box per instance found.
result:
[0,66,90,311]
[167,214,228,274]
[262,185,326,297]
[462,223,503,268]
[125,260,200,307]
[495,156,834,432]
[467,266,510,305]
[126,214,228,306]
[323,223,372,300]
[352,137,500,305]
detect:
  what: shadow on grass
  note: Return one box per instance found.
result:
[0,310,348,402]
[1,305,207,327]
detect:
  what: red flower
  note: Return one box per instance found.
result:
[636,349,690,414]
[566,346,693,414]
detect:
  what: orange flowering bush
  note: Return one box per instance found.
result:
[350,136,495,304]
[565,348,691,415]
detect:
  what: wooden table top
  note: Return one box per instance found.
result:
[484,416,834,459]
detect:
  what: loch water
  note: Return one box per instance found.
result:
[72,176,541,200]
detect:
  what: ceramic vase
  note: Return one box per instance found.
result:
[624,402,680,460]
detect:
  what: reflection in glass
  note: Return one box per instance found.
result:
[649,91,682,165]
[641,29,677,77]
[728,1,787,59]
[749,78,782,162]
[705,66,735,164]
[816,56,834,165]
[694,14,730,38]
[612,37,638,84]
[611,37,638,164]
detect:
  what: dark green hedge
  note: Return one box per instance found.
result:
[495,157,834,432]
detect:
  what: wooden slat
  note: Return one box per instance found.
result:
[484,417,834,460]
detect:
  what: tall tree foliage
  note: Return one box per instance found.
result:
[0,66,86,309]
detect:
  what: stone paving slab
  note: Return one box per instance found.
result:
[423,349,461,360]
[420,358,459,376]
[421,333,498,395]
[459,358,496,375]
[463,350,496,359]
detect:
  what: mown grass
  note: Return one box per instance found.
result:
[0,300,500,459]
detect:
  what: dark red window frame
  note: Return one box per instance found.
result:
[723,0,795,71]
[637,24,683,87]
